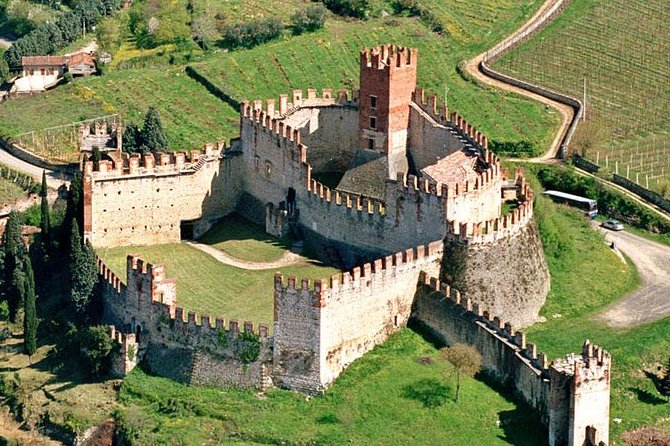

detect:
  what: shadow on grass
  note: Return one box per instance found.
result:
[198,213,292,251]
[402,378,452,407]
[410,320,547,444]
[630,385,667,406]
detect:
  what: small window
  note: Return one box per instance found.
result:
[370,95,377,109]
[368,138,374,150]
[254,156,260,172]
[369,116,377,130]
[265,160,272,178]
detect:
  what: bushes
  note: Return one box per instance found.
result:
[321,0,369,19]
[291,4,327,35]
[3,0,121,68]
[221,17,284,50]
[535,165,670,234]
[490,140,537,158]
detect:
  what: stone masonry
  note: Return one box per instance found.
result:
[88,45,607,444]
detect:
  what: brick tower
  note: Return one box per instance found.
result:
[358,45,417,178]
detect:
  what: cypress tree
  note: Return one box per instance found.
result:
[23,257,37,356]
[39,171,51,251]
[70,223,97,319]
[141,107,168,153]
[1,212,25,322]
[91,146,102,170]
[65,172,83,243]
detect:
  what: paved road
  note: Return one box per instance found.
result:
[595,225,670,328]
[0,147,70,190]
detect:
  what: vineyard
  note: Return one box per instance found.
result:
[492,0,669,195]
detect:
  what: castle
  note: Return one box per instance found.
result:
[85,45,609,445]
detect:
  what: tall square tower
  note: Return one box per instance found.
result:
[358,45,417,177]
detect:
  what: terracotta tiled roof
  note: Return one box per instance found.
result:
[21,56,68,67]
[68,52,96,67]
[421,149,479,185]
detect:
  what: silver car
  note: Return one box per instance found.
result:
[602,219,624,231]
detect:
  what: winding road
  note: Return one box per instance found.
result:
[185,241,305,270]
[594,227,670,328]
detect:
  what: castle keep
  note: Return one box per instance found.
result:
[86,45,609,445]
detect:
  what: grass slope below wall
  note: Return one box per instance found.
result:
[523,171,670,440]
[117,329,546,445]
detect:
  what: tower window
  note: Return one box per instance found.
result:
[369,116,377,130]
[368,138,374,150]
[370,95,377,109]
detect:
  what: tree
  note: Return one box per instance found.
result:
[141,107,168,152]
[190,0,218,50]
[1,212,25,322]
[440,343,482,402]
[22,257,37,357]
[291,4,326,35]
[660,356,670,402]
[570,115,608,159]
[70,233,98,318]
[79,325,115,377]
[91,146,102,171]
[39,171,51,251]
[96,16,123,55]
[122,123,142,154]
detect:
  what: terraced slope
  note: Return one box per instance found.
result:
[493,0,670,193]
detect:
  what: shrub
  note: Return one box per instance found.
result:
[391,0,422,16]
[79,325,116,377]
[235,331,261,364]
[291,4,327,35]
[321,0,369,19]
[490,140,537,158]
[221,17,284,50]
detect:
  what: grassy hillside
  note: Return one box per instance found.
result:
[0,0,560,162]
[191,2,560,155]
[0,69,240,163]
[523,168,669,439]
[117,329,546,445]
[493,0,670,192]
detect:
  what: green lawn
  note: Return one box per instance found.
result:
[198,214,291,262]
[0,176,27,206]
[96,242,336,327]
[524,179,670,439]
[0,68,240,162]
[493,0,670,191]
[117,329,545,445]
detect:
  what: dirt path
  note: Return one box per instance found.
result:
[464,0,573,162]
[0,147,70,190]
[186,241,304,270]
[594,226,670,328]
[65,40,97,56]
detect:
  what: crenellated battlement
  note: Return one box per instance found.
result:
[171,307,270,339]
[242,87,354,122]
[419,272,551,374]
[447,174,534,245]
[83,141,226,179]
[96,255,123,294]
[360,44,417,72]
[412,87,489,151]
[306,178,386,216]
[274,239,443,307]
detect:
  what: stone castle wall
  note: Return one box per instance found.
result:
[99,255,272,389]
[441,180,550,327]
[272,240,443,394]
[413,275,610,446]
[83,142,241,247]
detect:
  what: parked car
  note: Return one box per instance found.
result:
[602,219,624,231]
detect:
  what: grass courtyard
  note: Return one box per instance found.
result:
[96,216,337,327]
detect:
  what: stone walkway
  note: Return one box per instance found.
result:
[185,241,304,270]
